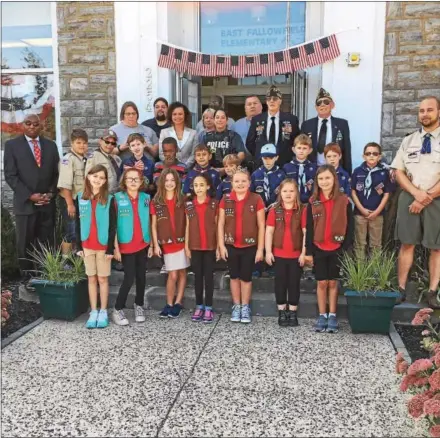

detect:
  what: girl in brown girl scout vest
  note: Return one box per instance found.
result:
[304,165,353,334]
[265,179,307,328]
[184,174,219,324]
[218,167,266,324]
[151,168,189,319]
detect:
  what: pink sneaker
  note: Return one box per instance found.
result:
[203,308,214,324]
[191,307,204,322]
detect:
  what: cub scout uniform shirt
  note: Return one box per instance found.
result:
[57,150,87,199]
[85,149,122,194]
[391,126,440,191]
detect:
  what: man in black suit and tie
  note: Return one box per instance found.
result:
[301,88,352,174]
[246,85,300,168]
[4,114,60,287]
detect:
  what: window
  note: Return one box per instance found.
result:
[200,2,306,55]
[1,2,56,148]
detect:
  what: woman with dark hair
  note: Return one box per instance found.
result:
[202,109,246,175]
[110,101,158,161]
[159,102,198,168]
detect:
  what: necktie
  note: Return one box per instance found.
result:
[109,155,121,178]
[298,163,306,194]
[31,139,41,167]
[318,119,328,154]
[269,116,276,144]
[421,133,432,154]
[263,167,276,203]
[363,166,381,199]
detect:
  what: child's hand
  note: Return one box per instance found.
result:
[219,246,228,261]
[113,249,121,262]
[304,255,314,266]
[215,248,220,261]
[67,204,76,218]
[147,246,153,258]
[105,254,113,260]
[367,210,380,220]
[185,247,191,259]
[154,245,162,257]
[299,253,306,267]
[76,251,84,258]
[265,252,275,266]
[135,161,145,171]
[255,249,264,263]
[361,207,371,217]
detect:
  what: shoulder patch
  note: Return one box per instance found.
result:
[61,158,70,165]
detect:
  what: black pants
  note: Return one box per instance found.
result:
[227,245,257,283]
[115,248,147,310]
[274,257,302,306]
[191,250,216,307]
[15,206,55,276]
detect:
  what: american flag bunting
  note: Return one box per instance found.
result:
[231,55,246,78]
[215,56,231,76]
[186,51,202,76]
[288,46,307,71]
[274,51,291,74]
[259,53,276,76]
[245,55,261,76]
[319,34,340,62]
[158,45,175,69]
[200,54,217,76]
[174,48,189,73]
[304,42,322,67]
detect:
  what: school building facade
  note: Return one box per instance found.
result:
[1,1,439,211]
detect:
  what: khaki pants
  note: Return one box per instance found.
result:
[354,215,384,258]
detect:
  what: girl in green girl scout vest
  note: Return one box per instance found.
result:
[75,164,116,329]
[112,168,153,326]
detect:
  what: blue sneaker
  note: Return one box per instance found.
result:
[240,304,252,323]
[252,270,261,278]
[230,304,241,322]
[169,303,183,319]
[159,304,172,319]
[96,309,109,328]
[314,314,328,332]
[326,315,339,333]
[86,310,98,329]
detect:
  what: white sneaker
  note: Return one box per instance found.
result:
[134,304,146,323]
[112,309,129,326]
[160,264,167,274]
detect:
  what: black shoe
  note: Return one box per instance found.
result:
[397,287,406,304]
[288,310,299,327]
[278,310,289,327]
[427,290,440,309]
[113,261,124,272]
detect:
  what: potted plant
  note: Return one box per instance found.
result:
[341,249,400,334]
[28,243,88,321]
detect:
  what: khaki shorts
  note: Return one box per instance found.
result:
[395,191,440,250]
[83,248,111,277]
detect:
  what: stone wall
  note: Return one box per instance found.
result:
[57,1,117,151]
[381,2,440,161]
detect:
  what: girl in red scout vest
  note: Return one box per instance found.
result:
[218,167,265,324]
[184,174,219,324]
[75,164,116,329]
[304,165,353,334]
[151,168,189,319]
[265,179,307,327]
[112,169,153,326]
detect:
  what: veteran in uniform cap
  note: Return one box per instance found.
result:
[85,128,122,194]
[246,85,300,168]
[301,88,352,174]
[391,96,440,307]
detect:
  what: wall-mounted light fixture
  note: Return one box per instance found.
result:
[346,52,361,66]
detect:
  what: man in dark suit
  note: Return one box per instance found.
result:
[4,114,60,287]
[301,88,352,174]
[246,85,300,168]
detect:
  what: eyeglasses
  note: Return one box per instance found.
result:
[102,139,117,146]
[364,152,380,157]
[24,121,40,127]
[126,177,141,183]
[316,99,331,106]
[267,97,280,102]
[124,112,137,116]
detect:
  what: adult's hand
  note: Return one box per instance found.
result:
[409,200,425,215]
[414,190,433,206]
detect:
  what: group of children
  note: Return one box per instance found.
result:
[58,126,395,332]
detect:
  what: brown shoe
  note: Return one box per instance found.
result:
[427,290,440,309]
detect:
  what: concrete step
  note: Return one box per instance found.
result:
[108,285,422,322]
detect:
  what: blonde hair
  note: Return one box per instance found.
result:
[231,166,250,182]
[274,179,300,210]
[294,133,312,148]
[223,154,241,166]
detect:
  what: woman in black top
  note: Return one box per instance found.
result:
[202,109,246,174]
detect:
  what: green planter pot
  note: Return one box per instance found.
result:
[344,290,400,334]
[30,279,89,321]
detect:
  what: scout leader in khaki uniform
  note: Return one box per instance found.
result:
[85,129,122,194]
[57,128,89,255]
[391,96,440,308]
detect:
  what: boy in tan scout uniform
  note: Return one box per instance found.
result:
[57,128,89,255]
[85,129,122,194]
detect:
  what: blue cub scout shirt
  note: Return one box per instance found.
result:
[250,166,286,207]
[336,166,351,197]
[121,155,154,185]
[216,177,232,200]
[183,165,221,195]
[351,162,393,215]
[283,159,317,204]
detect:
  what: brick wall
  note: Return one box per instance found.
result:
[57,1,117,151]
[381,2,440,161]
